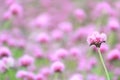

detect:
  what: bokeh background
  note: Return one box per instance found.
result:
[0,0,120,80]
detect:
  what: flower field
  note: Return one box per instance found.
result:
[0,0,120,80]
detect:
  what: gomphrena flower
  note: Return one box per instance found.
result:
[9,3,23,17]
[87,31,110,80]
[40,67,52,77]
[107,49,120,61]
[87,31,107,47]
[16,70,27,79]
[18,55,34,67]
[69,73,83,80]
[51,61,65,73]
[107,18,120,31]
[0,47,11,58]
[35,74,45,80]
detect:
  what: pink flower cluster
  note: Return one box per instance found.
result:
[87,32,107,47]
[0,0,120,80]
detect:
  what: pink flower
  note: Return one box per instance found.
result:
[51,29,64,41]
[92,1,112,18]
[16,70,35,80]
[6,38,17,47]
[55,48,68,59]
[9,3,23,17]
[3,11,12,20]
[40,67,52,77]
[32,47,43,58]
[18,55,34,67]
[107,18,120,31]
[0,32,10,43]
[87,31,107,47]
[36,33,50,44]
[69,47,81,58]
[32,13,51,28]
[107,49,120,61]
[58,22,73,33]
[35,74,46,80]
[74,9,86,21]
[0,47,11,58]
[48,54,60,62]
[51,61,65,73]
[69,74,83,80]
[16,70,27,79]
[25,72,35,80]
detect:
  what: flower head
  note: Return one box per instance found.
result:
[18,55,34,67]
[107,49,120,61]
[87,31,107,47]
[69,73,83,80]
[51,61,65,73]
[0,47,11,58]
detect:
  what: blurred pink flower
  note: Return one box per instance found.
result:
[18,55,34,67]
[69,73,83,80]
[74,9,86,21]
[51,61,65,73]
[25,72,35,80]
[40,67,52,77]
[69,47,81,58]
[55,48,68,59]
[32,13,51,28]
[92,1,112,18]
[36,33,50,44]
[32,47,43,58]
[16,70,27,79]
[107,18,120,31]
[58,21,73,33]
[107,49,120,61]
[9,3,23,17]
[3,11,12,20]
[0,47,11,58]
[51,29,64,41]
[35,73,46,80]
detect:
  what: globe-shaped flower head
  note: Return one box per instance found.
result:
[87,31,107,47]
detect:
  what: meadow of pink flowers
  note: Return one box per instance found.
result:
[0,0,120,80]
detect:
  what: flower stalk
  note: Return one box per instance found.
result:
[98,48,110,80]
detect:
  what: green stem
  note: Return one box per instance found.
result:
[54,72,64,80]
[54,73,58,80]
[98,48,110,80]
[59,73,64,80]
[8,69,12,80]
[0,73,3,80]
